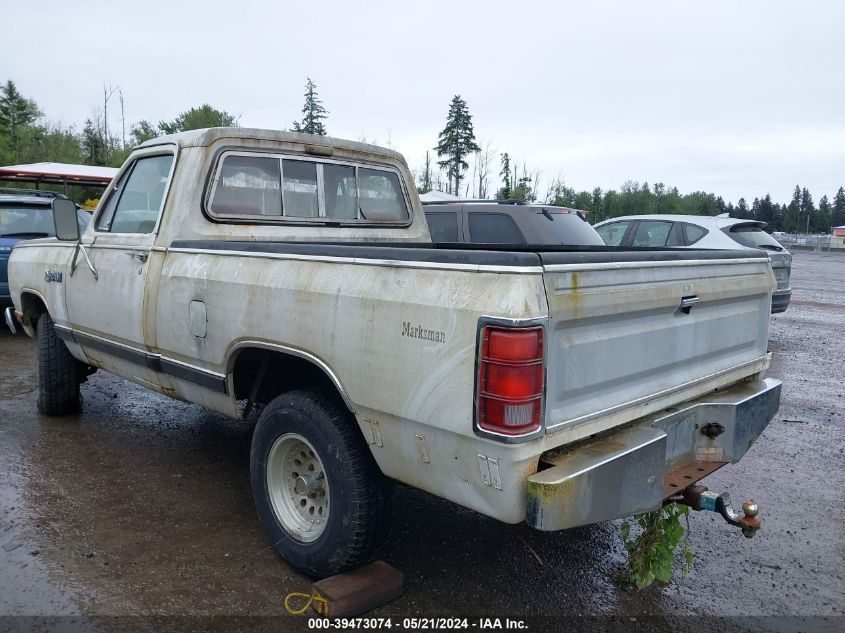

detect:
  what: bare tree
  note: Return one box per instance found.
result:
[433,169,446,194]
[475,141,494,199]
[531,167,542,203]
[102,82,118,162]
[118,89,126,149]
[465,155,476,197]
[420,151,433,193]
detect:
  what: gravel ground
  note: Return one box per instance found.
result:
[0,249,842,632]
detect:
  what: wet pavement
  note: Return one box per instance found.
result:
[0,250,843,629]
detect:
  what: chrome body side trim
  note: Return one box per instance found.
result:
[166,247,545,274]
[56,325,227,394]
[542,257,770,273]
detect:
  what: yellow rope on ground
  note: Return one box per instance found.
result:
[284,591,329,616]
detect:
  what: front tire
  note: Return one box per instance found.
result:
[36,312,82,415]
[250,389,390,577]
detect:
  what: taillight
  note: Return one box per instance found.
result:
[477,325,544,436]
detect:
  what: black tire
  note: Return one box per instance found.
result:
[250,389,390,578]
[36,312,82,415]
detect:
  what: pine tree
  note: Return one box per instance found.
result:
[819,195,832,233]
[832,187,845,229]
[435,95,480,195]
[759,194,776,227]
[81,119,106,166]
[785,185,802,232]
[737,197,750,219]
[800,187,814,214]
[591,187,603,220]
[0,80,41,162]
[798,187,815,233]
[292,78,328,136]
[498,152,512,199]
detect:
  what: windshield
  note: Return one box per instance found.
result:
[726,225,785,251]
[0,205,90,238]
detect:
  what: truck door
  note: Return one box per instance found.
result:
[64,148,175,387]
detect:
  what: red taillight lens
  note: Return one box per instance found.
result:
[477,325,544,436]
[486,329,543,362]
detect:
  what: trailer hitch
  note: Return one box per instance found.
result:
[670,484,762,538]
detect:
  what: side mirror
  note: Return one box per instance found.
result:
[52,198,80,241]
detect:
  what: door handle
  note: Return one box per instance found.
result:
[129,252,149,263]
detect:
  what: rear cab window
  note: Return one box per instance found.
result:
[208,151,411,224]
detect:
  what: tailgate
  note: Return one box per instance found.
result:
[539,250,774,435]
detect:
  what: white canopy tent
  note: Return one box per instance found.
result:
[0,162,118,191]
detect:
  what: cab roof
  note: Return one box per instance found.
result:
[138,127,406,164]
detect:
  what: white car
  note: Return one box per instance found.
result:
[594,214,792,313]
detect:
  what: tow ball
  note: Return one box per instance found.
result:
[670,484,762,538]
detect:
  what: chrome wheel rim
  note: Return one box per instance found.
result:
[266,433,330,542]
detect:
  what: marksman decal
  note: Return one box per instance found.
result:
[401,321,446,344]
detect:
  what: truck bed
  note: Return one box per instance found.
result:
[165,240,773,446]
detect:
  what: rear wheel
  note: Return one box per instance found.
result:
[36,312,82,415]
[250,389,390,577]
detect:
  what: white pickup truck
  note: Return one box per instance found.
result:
[6,129,780,577]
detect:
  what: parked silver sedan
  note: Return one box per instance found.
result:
[593,214,792,313]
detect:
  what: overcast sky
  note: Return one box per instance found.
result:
[7,0,844,204]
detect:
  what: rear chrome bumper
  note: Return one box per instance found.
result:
[525,377,781,530]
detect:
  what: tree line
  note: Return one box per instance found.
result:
[1,78,842,232]
[424,95,845,233]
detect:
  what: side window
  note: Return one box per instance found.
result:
[683,223,708,245]
[467,213,526,244]
[632,220,672,247]
[595,221,630,246]
[666,223,685,246]
[210,155,281,216]
[358,169,408,220]
[282,160,319,218]
[323,164,357,219]
[425,211,459,242]
[99,155,174,233]
[96,169,130,231]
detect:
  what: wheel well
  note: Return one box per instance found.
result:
[20,292,48,330]
[230,347,352,414]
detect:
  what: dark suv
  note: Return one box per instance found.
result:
[1,189,90,307]
[422,200,604,246]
